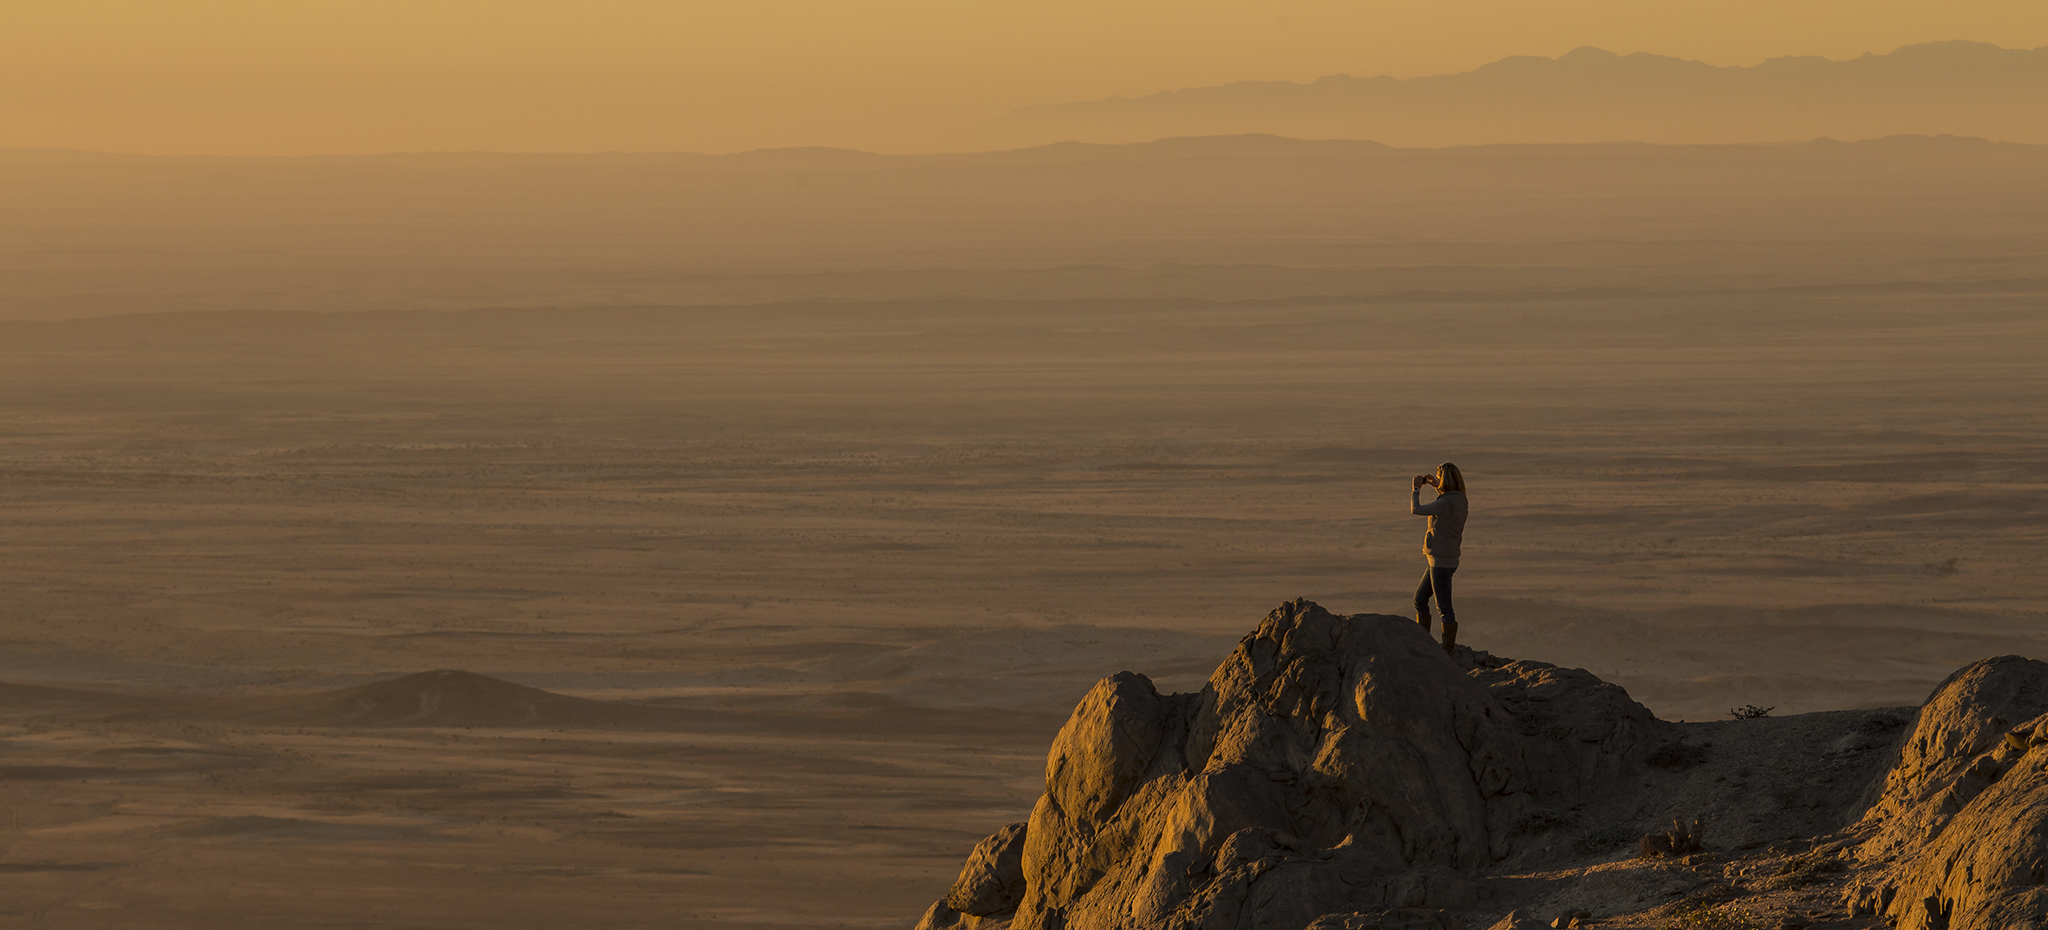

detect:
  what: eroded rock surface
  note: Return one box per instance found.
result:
[950,822,1030,915]
[1848,656,2048,930]
[918,605,2048,930]
[919,599,1664,930]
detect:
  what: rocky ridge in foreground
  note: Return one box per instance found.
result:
[916,600,2048,930]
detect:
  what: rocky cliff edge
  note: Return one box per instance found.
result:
[916,599,2048,930]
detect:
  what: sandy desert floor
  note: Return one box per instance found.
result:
[2,286,2045,926]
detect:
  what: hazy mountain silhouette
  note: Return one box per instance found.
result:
[1013,41,2048,146]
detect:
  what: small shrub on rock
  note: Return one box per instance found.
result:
[1640,815,1706,858]
[1729,705,1774,719]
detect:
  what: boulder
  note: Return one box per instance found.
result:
[949,823,1030,915]
[1849,656,2048,930]
[921,599,1666,930]
[1859,655,2048,858]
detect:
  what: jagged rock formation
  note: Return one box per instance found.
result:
[918,600,1665,930]
[1847,656,2048,930]
[919,602,2048,930]
[947,823,1031,917]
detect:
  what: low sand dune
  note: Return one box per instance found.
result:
[129,669,682,729]
[0,670,1045,928]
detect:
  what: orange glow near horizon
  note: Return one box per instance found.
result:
[3,0,2045,155]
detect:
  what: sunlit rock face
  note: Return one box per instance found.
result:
[1848,656,2048,930]
[918,599,1665,930]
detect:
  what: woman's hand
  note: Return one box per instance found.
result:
[1413,474,1430,490]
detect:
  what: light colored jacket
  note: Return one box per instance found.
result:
[1411,489,1468,568]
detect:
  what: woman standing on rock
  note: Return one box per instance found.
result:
[1411,462,1468,655]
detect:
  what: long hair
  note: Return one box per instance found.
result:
[1435,462,1466,494]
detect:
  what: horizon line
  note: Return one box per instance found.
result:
[0,132,2031,163]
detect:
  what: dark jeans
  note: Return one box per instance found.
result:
[1415,565,1456,625]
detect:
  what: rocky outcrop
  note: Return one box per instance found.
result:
[918,603,2048,930]
[1848,656,2048,930]
[951,823,1031,914]
[920,822,1031,928]
[917,599,1665,930]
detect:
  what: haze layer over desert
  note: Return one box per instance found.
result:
[2,130,2045,927]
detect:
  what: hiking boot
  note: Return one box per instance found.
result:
[1441,619,1459,656]
[1416,612,1432,633]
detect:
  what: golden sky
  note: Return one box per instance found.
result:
[3,0,2043,155]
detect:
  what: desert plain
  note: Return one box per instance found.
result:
[1,138,2046,927]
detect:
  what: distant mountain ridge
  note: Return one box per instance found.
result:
[1013,41,2048,146]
